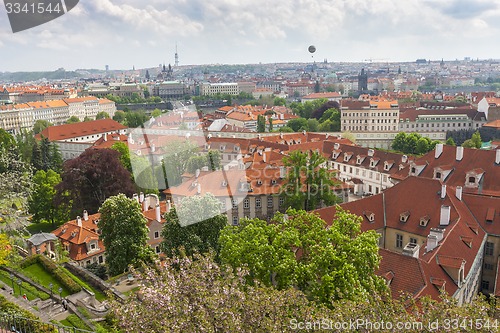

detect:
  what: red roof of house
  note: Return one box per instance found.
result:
[36,119,127,141]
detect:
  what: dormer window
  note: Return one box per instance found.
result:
[420,215,430,227]
[356,155,363,165]
[271,179,277,185]
[221,180,228,187]
[468,176,475,183]
[257,179,263,185]
[344,154,352,162]
[234,146,240,152]
[435,172,442,180]
[400,211,410,223]
[411,167,416,173]
[370,159,376,167]
[364,211,375,222]
[332,151,340,159]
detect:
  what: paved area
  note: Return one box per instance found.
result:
[113,276,139,294]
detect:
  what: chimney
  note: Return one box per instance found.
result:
[197,183,202,195]
[166,200,172,212]
[151,144,156,153]
[263,152,267,163]
[429,228,444,242]
[139,192,145,203]
[148,194,159,209]
[435,143,443,159]
[132,193,139,203]
[401,155,408,163]
[440,205,451,226]
[496,149,500,165]
[155,204,161,222]
[280,166,286,179]
[104,133,107,141]
[83,210,88,221]
[455,186,462,201]
[368,149,374,157]
[402,243,420,258]
[334,143,340,150]
[280,132,283,139]
[142,199,147,212]
[426,234,439,252]
[76,216,82,227]
[456,146,464,161]
[440,185,446,199]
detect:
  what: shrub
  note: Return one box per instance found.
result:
[0,295,56,333]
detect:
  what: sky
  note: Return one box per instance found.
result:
[0,0,500,72]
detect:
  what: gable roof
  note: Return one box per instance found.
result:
[36,119,127,141]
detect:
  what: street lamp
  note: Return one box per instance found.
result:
[16,278,22,296]
[58,287,63,299]
[49,283,53,298]
[9,273,14,292]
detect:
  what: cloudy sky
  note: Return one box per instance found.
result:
[0,0,499,71]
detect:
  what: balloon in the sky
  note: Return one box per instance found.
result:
[308,45,316,53]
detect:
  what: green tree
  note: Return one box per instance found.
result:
[186,155,208,174]
[162,140,199,187]
[471,130,482,148]
[161,194,227,258]
[445,137,456,146]
[28,169,70,226]
[151,108,162,118]
[416,137,430,155]
[32,120,52,134]
[268,117,274,132]
[307,118,319,132]
[0,234,12,266]
[391,132,407,152]
[281,150,339,211]
[66,116,80,124]
[0,129,15,151]
[273,97,286,106]
[257,115,266,133]
[219,208,387,304]
[95,111,110,120]
[99,194,151,276]
[125,111,149,128]
[111,142,132,172]
[112,110,126,124]
[287,118,308,132]
[207,150,221,171]
[15,130,37,164]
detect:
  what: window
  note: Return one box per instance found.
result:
[256,198,261,208]
[485,242,494,256]
[154,231,160,239]
[396,234,403,249]
[484,263,494,271]
[435,172,441,179]
[90,243,96,250]
[481,280,490,291]
[243,198,250,209]
[232,216,239,226]
[232,199,238,209]
[409,237,417,245]
[279,197,284,207]
[468,176,476,183]
[155,246,161,254]
[267,197,273,208]
[98,256,103,263]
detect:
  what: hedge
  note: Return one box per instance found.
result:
[21,255,82,294]
[0,295,57,333]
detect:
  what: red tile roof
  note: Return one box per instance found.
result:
[36,119,127,141]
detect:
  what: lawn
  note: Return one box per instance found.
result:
[26,221,58,234]
[0,269,49,301]
[21,263,71,297]
[60,267,107,302]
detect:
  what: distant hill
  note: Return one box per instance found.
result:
[0,69,81,82]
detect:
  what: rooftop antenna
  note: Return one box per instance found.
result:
[175,43,179,67]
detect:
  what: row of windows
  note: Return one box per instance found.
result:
[395,234,418,249]
[231,196,284,209]
[343,125,398,132]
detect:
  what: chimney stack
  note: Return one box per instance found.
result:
[76,216,82,227]
[456,146,464,161]
[133,193,139,203]
[440,205,451,226]
[455,186,463,201]
[104,133,107,141]
[441,185,447,199]
[83,210,88,221]
[139,192,144,203]
[142,199,147,212]
[430,228,444,242]
[280,166,286,179]
[496,149,500,165]
[426,234,439,252]
[435,143,443,159]
[402,243,420,258]
[155,204,161,222]
[166,200,172,212]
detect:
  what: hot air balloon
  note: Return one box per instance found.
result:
[308,45,316,53]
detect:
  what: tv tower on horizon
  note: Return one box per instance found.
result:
[175,43,179,67]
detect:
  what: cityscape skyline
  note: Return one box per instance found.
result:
[1,0,500,72]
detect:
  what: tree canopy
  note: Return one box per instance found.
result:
[219,208,387,305]
[57,148,136,214]
[161,193,227,258]
[281,150,340,211]
[392,132,439,155]
[98,194,151,276]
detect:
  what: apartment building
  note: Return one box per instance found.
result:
[199,82,239,96]
[340,99,399,133]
